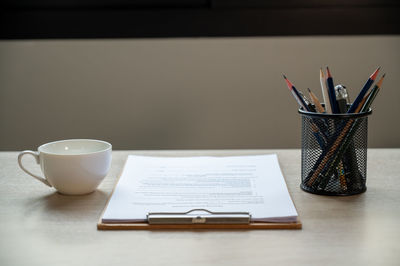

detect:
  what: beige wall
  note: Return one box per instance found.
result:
[0,36,399,150]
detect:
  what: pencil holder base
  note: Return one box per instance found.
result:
[300,184,366,196]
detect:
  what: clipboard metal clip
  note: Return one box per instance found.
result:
[147,208,251,225]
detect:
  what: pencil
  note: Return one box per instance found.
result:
[361,74,385,112]
[326,67,339,113]
[307,88,325,113]
[320,68,330,113]
[283,75,309,111]
[347,67,380,113]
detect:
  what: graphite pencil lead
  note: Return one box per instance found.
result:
[376,74,386,88]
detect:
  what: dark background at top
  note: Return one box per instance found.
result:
[1,0,399,39]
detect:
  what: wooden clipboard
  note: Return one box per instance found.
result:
[97,157,302,230]
[97,220,302,230]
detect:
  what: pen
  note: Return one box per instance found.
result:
[334,85,348,113]
[334,84,350,189]
[335,84,360,189]
[320,68,330,113]
[326,67,339,113]
[299,91,317,113]
[347,67,380,113]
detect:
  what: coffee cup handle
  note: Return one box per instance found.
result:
[18,151,52,187]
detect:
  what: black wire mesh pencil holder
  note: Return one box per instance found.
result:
[299,108,372,196]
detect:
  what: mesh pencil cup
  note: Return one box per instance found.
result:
[298,108,372,196]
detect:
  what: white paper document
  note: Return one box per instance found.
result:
[102,154,298,223]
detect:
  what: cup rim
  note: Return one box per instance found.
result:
[38,139,112,156]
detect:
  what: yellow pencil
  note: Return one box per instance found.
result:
[307,88,325,113]
[320,68,330,113]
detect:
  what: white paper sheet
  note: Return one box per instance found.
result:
[102,154,298,223]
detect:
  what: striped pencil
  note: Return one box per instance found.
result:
[361,74,385,112]
[347,67,380,113]
[326,67,339,113]
[283,75,309,111]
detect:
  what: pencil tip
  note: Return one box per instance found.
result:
[320,68,324,77]
[376,73,386,88]
[283,75,294,89]
[326,67,332,77]
[307,88,311,92]
[282,74,287,79]
[371,67,380,80]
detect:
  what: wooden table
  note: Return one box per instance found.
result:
[1,149,399,266]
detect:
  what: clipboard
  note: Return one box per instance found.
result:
[97,159,302,230]
[97,207,302,230]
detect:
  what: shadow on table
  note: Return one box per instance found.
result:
[25,189,109,219]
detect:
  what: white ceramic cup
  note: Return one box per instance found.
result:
[18,139,112,195]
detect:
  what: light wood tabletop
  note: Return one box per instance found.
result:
[1,149,399,266]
